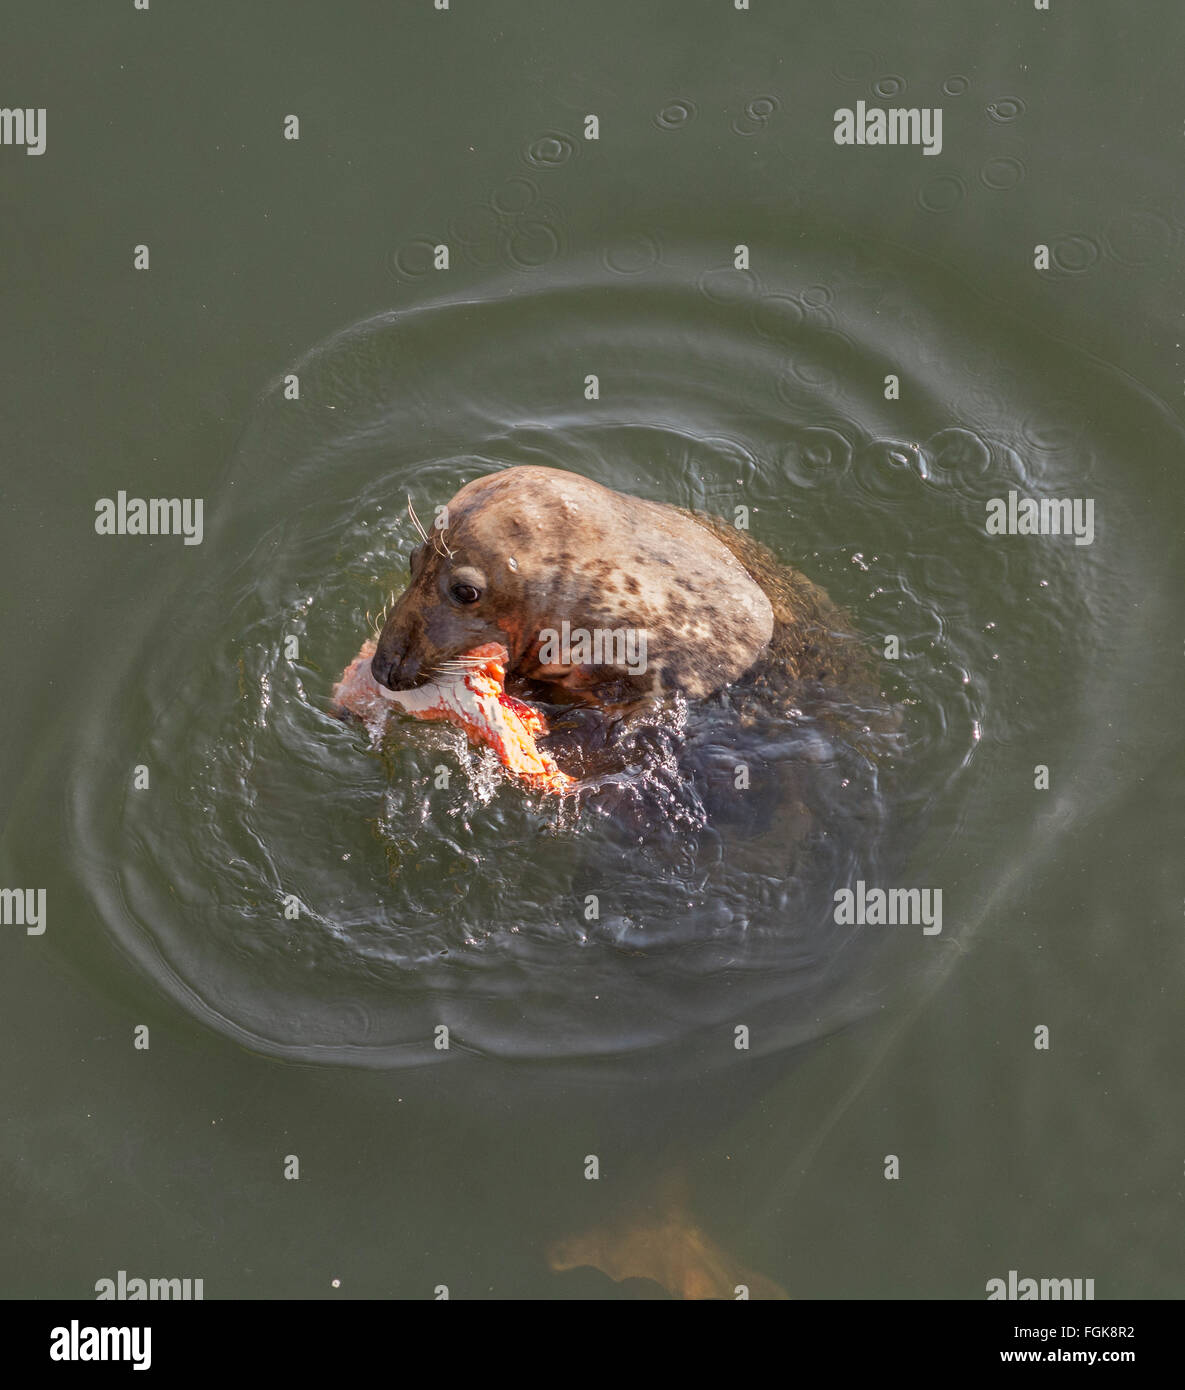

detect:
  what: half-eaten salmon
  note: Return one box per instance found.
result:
[332,639,574,796]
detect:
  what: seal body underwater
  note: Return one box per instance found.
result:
[351,464,894,1298]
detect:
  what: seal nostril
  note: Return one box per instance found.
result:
[371,648,424,692]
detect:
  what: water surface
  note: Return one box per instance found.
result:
[2,0,1183,1299]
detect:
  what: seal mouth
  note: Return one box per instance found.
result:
[376,648,512,699]
[375,669,426,693]
[372,646,514,694]
[426,646,511,679]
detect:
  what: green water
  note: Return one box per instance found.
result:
[2,1,1183,1299]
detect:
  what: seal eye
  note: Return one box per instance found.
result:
[450,582,481,605]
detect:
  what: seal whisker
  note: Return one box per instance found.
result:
[407,494,456,560]
[406,496,431,547]
[428,662,481,677]
[433,524,456,560]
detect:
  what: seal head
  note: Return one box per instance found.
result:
[370,466,775,704]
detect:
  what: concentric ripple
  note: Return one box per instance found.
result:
[30,231,1165,1078]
